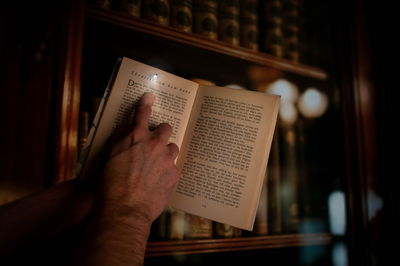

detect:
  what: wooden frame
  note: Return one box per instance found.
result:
[86,6,327,80]
[52,0,85,183]
[146,234,333,257]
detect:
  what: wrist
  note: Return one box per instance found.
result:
[78,202,152,266]
[93,201,153,232]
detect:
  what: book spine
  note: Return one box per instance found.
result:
[239,0,259,51]
[296,117,311,224]
[214,223,235,237]
[254,174,268,235]
[233,227,243,237]
[184,214,213,238]
[118,0,142,18]
[262,0,284,57]
[282,0,300,62]
[89,0,113,9]
[279,123,301,233]
[142,0,170,26]
[218,0,240,46]
[194,0,218,39]
[171,0,193,32]
[149,208,168,240]
[167,207,185,239]
[267,131,282,234]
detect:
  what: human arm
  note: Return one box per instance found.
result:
[75,92,180,265]
[0,178,93,256]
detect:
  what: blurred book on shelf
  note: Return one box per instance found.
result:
[267,132,282,234]
[278,118,301,233]
[167,207,185,240]
[282,0,300,62]
[218,0,240,46]
[240,0,259,51]
[89,0,113,10]
[142,0,170,25]
[262,0,284,57]
[184,215,213,238]
[118,0,141,18]
[253,175,269,235]
[150,209,168,240]
[214,222,242,238]
[194,0,218,39]
[171,0,193,32]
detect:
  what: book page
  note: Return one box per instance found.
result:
[80,57,198,177]
[170,86,280,230]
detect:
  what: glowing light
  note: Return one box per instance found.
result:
[152,73,158,80]
[367,190,383,220]
[266,79,299,103]
[298,88,329,118]
[328,190,346,236]
[225,84,246,90]
[332,242,348,266]
[279,102,298,125]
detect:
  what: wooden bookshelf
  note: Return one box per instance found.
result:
[82,4,334,257]
[146,233,333,257]
[0,0,385,265]
[85,6,328,80]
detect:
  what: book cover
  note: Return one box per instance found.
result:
[79,56,280,230]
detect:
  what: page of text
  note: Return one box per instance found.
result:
[171,86,280,230]
[82,57,198,177]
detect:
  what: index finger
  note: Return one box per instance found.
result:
[133,92,155,130]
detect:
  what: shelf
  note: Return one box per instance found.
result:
[146,233,333,257]
[85,6,328,80]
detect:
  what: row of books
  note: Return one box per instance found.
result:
[89,0,306,63]
[148,156,269,240]
[150,208,243,240]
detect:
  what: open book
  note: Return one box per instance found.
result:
[79,57,280,231]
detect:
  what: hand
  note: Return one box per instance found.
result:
[96,92,181,224]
